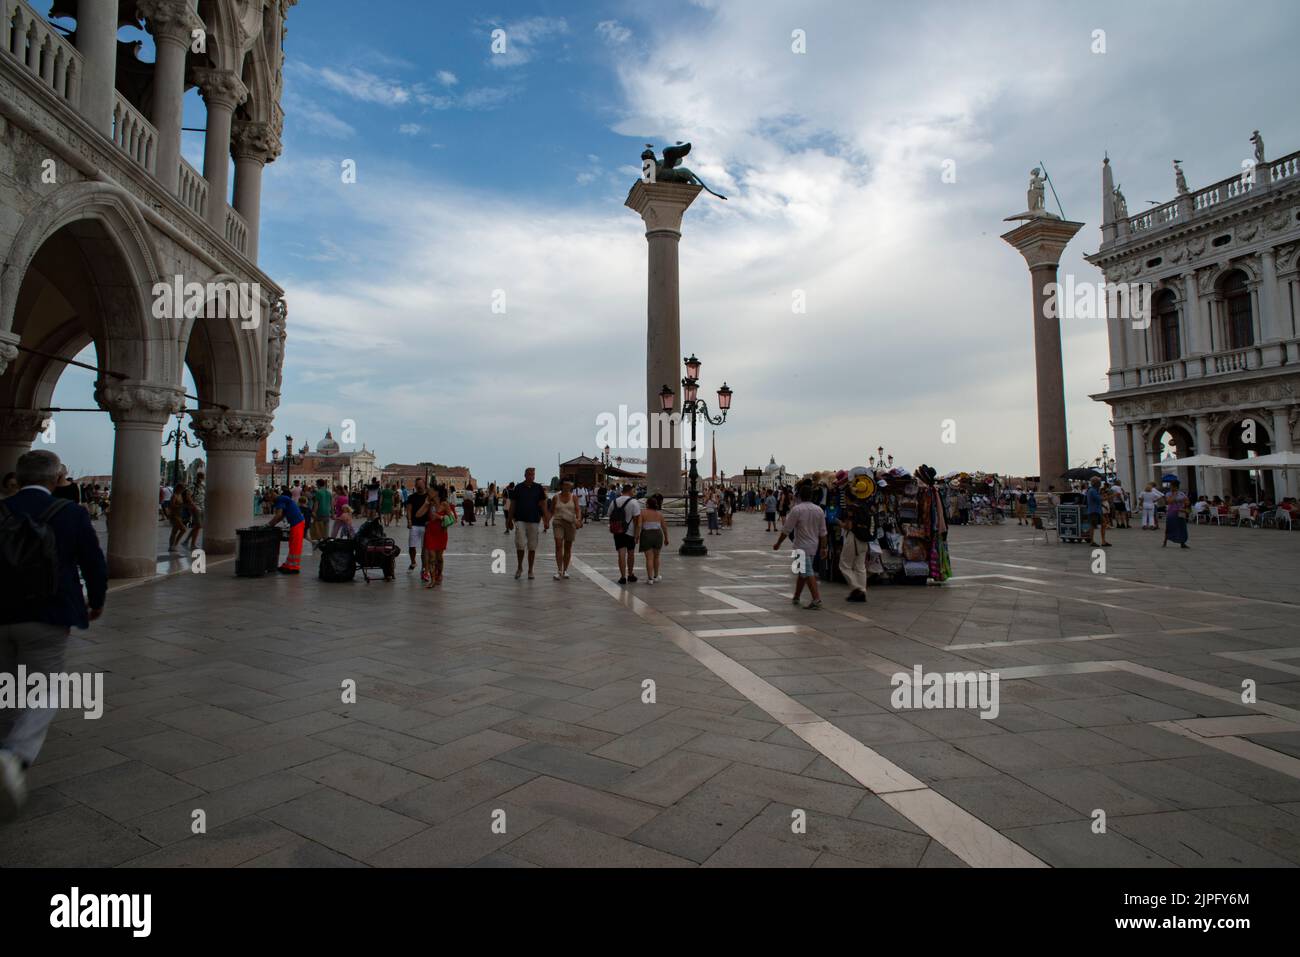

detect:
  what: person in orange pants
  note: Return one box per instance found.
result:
[266,491,306,574]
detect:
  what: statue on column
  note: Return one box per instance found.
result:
[640,143,728,199]
[1027,167,1047,213]
[1112,185,1128,220]
[1174,160,1188,195]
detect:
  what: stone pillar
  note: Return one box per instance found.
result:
[96,382,184,578]
[231,122,283,263]
[192,410,271,555]
[0,410,48,477]
[1271,408,1293,500]
[138,1,203,194]
[1114,419,1135,499]
[1195,414,1223,499]
[74,0,120,137]
[1000,215,1085,493]
[1258,249,1285,365]
[1182,272,1205,371]
[625,181,703,497]
[194,69,249,234]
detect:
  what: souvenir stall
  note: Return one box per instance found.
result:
[835,465,951,585]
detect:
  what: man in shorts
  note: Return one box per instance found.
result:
[773,482,828,609]
[506,467,548,580]
[311,478,332,541]
[608,483,641,585]
[405,477,429,579]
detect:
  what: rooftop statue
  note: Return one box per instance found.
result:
[1174,159,1188,195]
[640,142,728,200]
[1250,130,1265,165]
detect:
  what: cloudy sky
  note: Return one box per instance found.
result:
[53,0,1299,484]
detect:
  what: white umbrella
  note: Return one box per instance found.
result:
[1220,450,1300,469]
[1150,454,1237,469]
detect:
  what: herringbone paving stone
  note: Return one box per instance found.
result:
[2,514,1299,866]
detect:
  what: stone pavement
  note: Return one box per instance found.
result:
[3,512,1300,867]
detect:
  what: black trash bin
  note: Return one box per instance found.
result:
[235,526,281,577]
[316,538,357,582]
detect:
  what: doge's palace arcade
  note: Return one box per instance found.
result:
[0,0,294,576]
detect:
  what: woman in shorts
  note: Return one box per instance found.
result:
[166,483,190,552]
[549,480,582,580]
[639,494,669,583]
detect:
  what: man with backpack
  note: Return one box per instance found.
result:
[609,483,642,585]
[0,450,107,820]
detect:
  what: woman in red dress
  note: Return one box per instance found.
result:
[417,485,455,587]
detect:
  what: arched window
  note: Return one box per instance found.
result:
[1154,290,1179,361]
[1222,270,1254,349]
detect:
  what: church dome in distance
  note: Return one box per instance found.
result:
[316,429,340,455]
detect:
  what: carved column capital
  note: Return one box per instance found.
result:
[231,120,283,164]
[0,333,19,377]
[191,409,273,452]
[95,381,186,425]
[137,0,206,47]
[194,68,249,110]
[0,409,51,442]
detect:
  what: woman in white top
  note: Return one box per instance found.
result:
[638,494,669,583]
[549,480,582,579]
[1139,483,1163,529]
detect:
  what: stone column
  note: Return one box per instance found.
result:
[1000,216,1085,493]
[192,410,271,555]
[1182,272,1204,375]
[138,0,203,194]
[625,181,703,497]
[1114,420,1135,500]
[0,410,49,477]
[194,69,249,234]
[96,382,185,578]
[1271,408,1293,500]
[74,0,120,137]
[231,121,283,263]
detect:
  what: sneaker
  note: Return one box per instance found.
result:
[422,570,431,583]
[514,568,522,580]
[0,750,25,822]
[627,574,638,582]
[562,572,569,579]
[618,577,627,585]
[846,590,867,603]
[277,565,299,575]
[528,572,535,580]
[791,596,801,605]
[647,578,655,585]
[805,600,822,610]
[554,572,562,580]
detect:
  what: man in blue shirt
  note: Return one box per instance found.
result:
[0,450,108,820]
[1085,476,1110,547]
[505,467,549,580]
[266,489,306,573]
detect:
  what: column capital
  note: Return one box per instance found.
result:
[94,380,185,425]
[191,409,273,453]
[1000,217,1086,269]
[137,0,205,47]
[194,68,249,110]
[625,181,703,236]
[0,409,51,442]
[231,120,283,164]
[0,331,19,377]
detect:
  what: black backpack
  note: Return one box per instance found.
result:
[0,498,70,611]
[609,496,634,535]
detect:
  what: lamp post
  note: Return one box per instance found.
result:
[670,354,734,556]
[283,435,296,491]
[162,406,199,487]
[270,448,280,488]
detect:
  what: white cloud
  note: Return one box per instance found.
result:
[437,70,458,86]
[486,16,570,68]
[596,20,632,45]
[398,123,422,135]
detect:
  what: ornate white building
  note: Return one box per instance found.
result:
[1086,138,1300,502]
[0,0,293,575]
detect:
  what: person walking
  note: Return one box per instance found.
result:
[774,482,828,609]
[266,487,307,574]
[506,468,548,580]
[1139,483,1163,530]
[838,507,870,603]
[1085,475,1110,547]
[185,471,207,551]
[1163,480,1191,549]
[0,450,108,820]
[763,490,778,532]
[1015,489,1028,525]
[549,479,582,580]
[639,494,669,583]
[417,485,455,586]
[310,478,331,542]
[485,483,499,526]
[378,482,395,527]
[705,488,720,535]
[461,486,476,526]
[166,482,190,552]
[405,477,429,579]
[608,483,641,585]
[502,482,517,535]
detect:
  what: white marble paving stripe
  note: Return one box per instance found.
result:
[1215,649,1300,678]
[567,556,1047,868]
[693,625,800,638]
[1162,715,1300,737]
[107,555,235,594]
[945,625,1221,651]
[1152,721,1300,780]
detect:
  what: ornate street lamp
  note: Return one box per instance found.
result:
[163,406,199,487]
[270,448,280,487]
[283,435,297,491]
[674,356,734,557]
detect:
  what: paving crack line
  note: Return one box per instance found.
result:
[569,556,1046,868]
